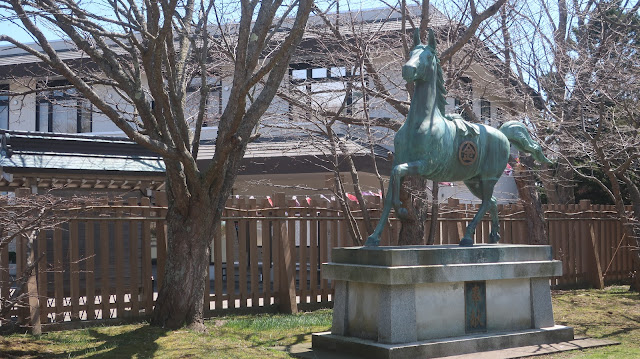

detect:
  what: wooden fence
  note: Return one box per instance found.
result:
[0,193,634,331]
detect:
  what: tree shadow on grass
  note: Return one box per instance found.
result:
[241,331,312,353]
[48,325,170,358]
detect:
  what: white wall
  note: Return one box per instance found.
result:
[8,81,37,131]
[90,84,130,133]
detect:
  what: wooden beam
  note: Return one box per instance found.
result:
[0,167,13,182]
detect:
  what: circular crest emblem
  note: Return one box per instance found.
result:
[458,141,478,166]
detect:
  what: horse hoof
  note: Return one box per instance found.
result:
[364,236,380,247]
[397,207,408,219]
[459,237,474,247]
[489,233,501,244]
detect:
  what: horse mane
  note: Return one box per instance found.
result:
[434,52,447,115]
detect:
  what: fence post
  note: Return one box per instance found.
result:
[15,188,41,335]
[275,193,297,314]
[154,192,168,293]
[580,200,604,289]
[140,197,154,317]
[127,197,140,318]
[447,198,463,243]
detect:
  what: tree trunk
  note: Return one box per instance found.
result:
[541,160,575,205]
[511,156,548,245]
[150,199,215,331]
[426,184,439,245]
[398,176,429,245]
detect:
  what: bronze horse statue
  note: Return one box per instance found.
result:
[365,29,551,247]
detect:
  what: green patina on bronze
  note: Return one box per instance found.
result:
[365,29,552,247]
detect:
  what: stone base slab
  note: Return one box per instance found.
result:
[312,325,575,359]
[287,337,617,359]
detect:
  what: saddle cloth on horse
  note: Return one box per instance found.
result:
[445,114,480,137]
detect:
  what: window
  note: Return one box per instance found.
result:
[481,98,491,124]
[0,84,8,130]
[289,65,361,116]
[36,80,92,133]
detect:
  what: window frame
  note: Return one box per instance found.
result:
[480,98,491,124]
[35,79,92,133]
[0,84,9,130]
[288,64,361,117]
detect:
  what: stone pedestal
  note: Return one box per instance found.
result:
[312,244,574,359]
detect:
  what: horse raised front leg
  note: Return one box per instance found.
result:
[366,160,430,246]
[365,174,395,246]
[391,161,430,219]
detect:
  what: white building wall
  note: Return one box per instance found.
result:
[90,84,129,134]
[9,81,36,131]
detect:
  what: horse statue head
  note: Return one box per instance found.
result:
[402,28,447,115]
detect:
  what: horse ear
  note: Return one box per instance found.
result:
[413,28,421,48]
[428,28,437,50]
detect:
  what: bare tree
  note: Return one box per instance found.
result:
[0,189,92,334]
[500,0,640,288]
[0,0,313,329]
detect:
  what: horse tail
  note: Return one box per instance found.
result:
[499,121,552,165]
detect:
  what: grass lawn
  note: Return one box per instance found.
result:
[0,286,638,358]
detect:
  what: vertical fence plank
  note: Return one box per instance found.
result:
[613,207,621,280]
[0,235,9,318]
[85,220,95,320]
[204,231,212,316]
[572,204,582,284]
[225,200,236,309]
[554,205,565,286]
[546,205,559,286]
[330,201,339,296]
[579,200,589,285]
[127,198,140,317]
[319,204,329,303]
[114,199,125,318]
[37,230,48,324]
[275,193,297,313]
[597,205,607,282]
[69,220,80,320]
[299,202,308,304]
[560,205,571,285]
[155,193,168,294]
[99,198,111,319]
[504,205,513,244]
[614,210,622,281]
[607,206,616,281]
[16,231,27,323]
[53,226,64,322]
[238,198,248,309]
[271,202,280,308]
[287,200,298,303]
[309,199,319,304]
[589,221,605,289]
[249,198,259,308]
[213,212,223,311]
[261,201,272,307]
[141,197,153,317]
